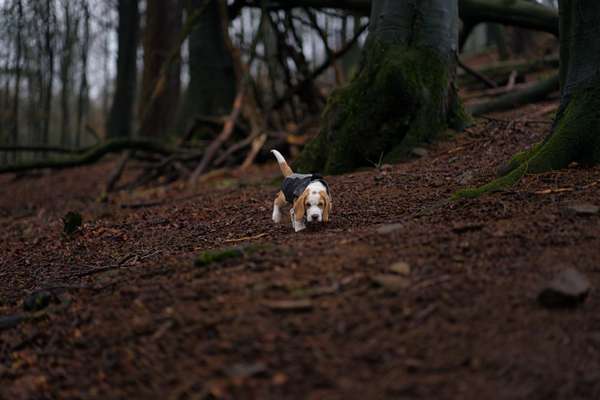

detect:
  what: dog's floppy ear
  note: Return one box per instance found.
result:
[293,189,309,222]
[321,191,332,222]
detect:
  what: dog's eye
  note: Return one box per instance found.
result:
[318,202,324,207]
[305,203,310,209]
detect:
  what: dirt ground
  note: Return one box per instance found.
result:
[2,101,600,400]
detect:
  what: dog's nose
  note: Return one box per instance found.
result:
[310,214,319,221]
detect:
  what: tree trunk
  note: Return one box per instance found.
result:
[138,0,182,139]
[295,0,468,174]
[60,0,76,146]
[457,0,600,198]
[486,24,509,60]
[43,0,55,148]
[178,0,236,129]
[106,0,140,139]
[76,0,90,148]
[10,0,23,163]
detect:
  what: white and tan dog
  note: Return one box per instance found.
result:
[271,150,332,232]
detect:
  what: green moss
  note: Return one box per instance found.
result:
[295,39,468,175]
[453,162,528,199]
[194,247,244,267]
[448,92,473,131]
[193,243,274,267]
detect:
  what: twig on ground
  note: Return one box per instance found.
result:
[223,232,268,243]
[69,250,162,278]
[105,151,132,193]
[457,57,498,89]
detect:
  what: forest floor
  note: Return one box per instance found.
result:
[2,100,600,400]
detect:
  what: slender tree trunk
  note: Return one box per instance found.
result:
[457,0,600,197]
[43,0,55,147]
[10,0,24,163]
[509,27,533,56]
[60,0,75,146]
[1,55,8,165]
[178,0,236,130]
[486,24,509,60]
[76,0,90,148]
[101,15,111,128]
[138,0,182,138]
[106,0,140,139]
[296,0,467,174]
[33,1,47,156]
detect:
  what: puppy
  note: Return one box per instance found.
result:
[271,150,332,232]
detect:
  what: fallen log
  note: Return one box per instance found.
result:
[0,139,187,174]
[467,73,559,116]
[460,0,558,37]
[237,0,558,35]
[458,55,559,87]
[0,145,90,154]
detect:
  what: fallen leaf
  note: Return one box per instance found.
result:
[265,299,313,312]
[389,262,411,276]
[371,274,410,290]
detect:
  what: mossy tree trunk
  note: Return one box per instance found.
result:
[295,0,468,174]
[457,0,600,198]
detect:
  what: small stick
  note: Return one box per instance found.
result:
[105,151,131,193]
[457,57,498,89]
[190,90,245,183]
[223,232,268,243]
[239,133,267,171]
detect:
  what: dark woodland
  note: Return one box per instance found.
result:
[2,0,600,399]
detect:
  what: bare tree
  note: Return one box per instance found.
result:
[106,0,140,138]
[59,0,77,146]
[178,0,236,130]
[42,0,56,147]
[138,0,182,138]
[75,0,90,148]
[10,0,24,162]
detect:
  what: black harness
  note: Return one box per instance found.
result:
[281,173,330,203]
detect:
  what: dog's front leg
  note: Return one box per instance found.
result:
[272,206,282,223]
[290,208,306,232]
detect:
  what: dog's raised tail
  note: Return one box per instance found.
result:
[271,149,293,177]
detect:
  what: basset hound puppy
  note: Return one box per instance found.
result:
[271,150,332,232]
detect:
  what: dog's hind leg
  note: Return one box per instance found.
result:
[272,191,286,223]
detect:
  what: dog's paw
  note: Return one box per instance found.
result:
[293,220,306,232]
[272,209,282,223]
[294,225,306,232]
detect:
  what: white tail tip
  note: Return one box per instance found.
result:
[271,149,286,164]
